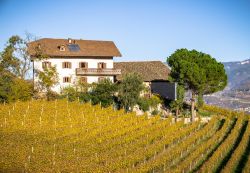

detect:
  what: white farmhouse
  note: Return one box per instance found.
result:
[28,38,122,93]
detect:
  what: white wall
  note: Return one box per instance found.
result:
[34,58,114,93]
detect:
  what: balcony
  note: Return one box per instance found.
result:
[76,68,121,76]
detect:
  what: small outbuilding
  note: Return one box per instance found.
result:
[114,61,176,100]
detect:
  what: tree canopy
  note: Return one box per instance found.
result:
[37,65,59,100]
[118,73,144,112]
[0,34,34,79]
[0,35,34,103]
[91,78,117,108]
[167,48,227,121]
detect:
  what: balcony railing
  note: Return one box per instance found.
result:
[76,68,121,76]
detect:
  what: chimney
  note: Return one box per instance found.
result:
[68,38,72,44]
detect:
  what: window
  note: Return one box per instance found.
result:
[79,62,88,69]
[42,61,51,69]
[63,77,71,83]
[59,45,65,51]
[79,77,87,83]
[62,62,71,68]
[98,62,106,69]
[98,77,105,82]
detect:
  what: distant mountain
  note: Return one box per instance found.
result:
[223,59,250,91]
[164,58,250,91]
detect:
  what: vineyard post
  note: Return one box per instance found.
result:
[53,143,56,169]
[95,153,98,161]
[23,114,26,127]
[54,110,57,130]
[24,162,28,172]
[40,106,44,127]
[4,116,7,128]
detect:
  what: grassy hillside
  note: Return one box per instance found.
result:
[0,100,250,173]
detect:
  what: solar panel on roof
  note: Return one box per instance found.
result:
[68,44,80,52]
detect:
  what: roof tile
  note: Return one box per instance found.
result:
[28,38,122,57]
[114,61,170,81]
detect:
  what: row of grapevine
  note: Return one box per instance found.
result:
[1,100,250,173]
[199,114,246,172]
[221,119,249,173]
[171,117,235,172]
[133,116,220,172]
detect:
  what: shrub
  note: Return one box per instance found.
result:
[118,73,144,112]
[61,86,79,102]
[148,95,162,108]
[91,79,117,107]
[151,109,159,116]
[137,98,150,112]
[46,90,59,101]
[79,92,91,103]
[0,72,33,103]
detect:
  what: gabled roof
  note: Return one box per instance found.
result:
[114,61,170,82]
[28,38,122,57]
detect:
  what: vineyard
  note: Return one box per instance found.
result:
[0,100,250,173]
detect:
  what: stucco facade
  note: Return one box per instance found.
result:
[34,57,117,93]
[29,38,122,93]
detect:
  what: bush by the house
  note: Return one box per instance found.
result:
[118,73,144,112]
[90,78,117,108]
[137,97,150,112]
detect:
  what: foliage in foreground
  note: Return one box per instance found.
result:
[0,100,249,173]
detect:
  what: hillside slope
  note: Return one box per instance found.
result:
[0,100,250,172]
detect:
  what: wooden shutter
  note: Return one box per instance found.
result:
[62,62,71,68]
[63,77,70,83]
[42,62,51,69]
[79,62,88,69]
[80,77,87,83]
[98,62,106,69]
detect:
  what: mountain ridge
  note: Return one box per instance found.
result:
[223,58,250,91]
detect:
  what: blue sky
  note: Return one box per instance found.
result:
[0,0,249,62]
